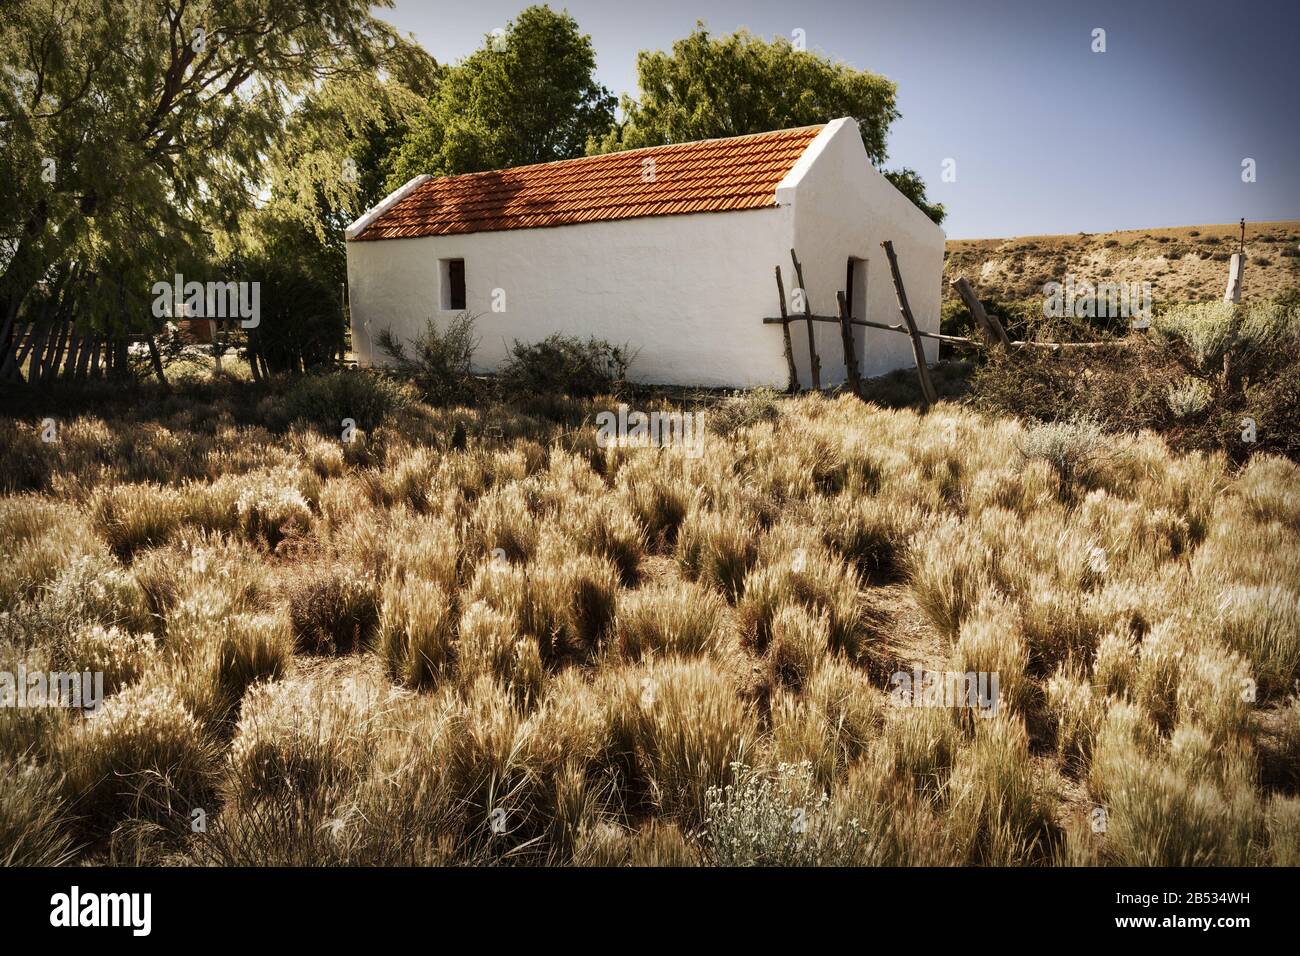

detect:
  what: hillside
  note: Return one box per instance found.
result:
[944,220,1300,304]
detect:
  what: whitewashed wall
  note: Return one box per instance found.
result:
[346,117,945,389]
[347,205,795,388]
[779,118,946,384]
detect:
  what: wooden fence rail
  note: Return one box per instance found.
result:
[764,243,1122,404]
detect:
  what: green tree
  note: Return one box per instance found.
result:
[214,35,442,377]
[387,5,615,187]
[589,25,944,225]
[882,168,946,227]
[0,0,402,382]
[227,209,346,375]
[263,38,442,251]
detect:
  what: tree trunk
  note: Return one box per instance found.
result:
[75,333,97,381]
[60,331,83,381]
[112,337,129,378]
[43,320,71,385]
[146,334,168,385]
[2,324,31,380]
[87,336,103,378]
[0,293,20,373]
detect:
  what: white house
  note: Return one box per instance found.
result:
[345,117,944,389]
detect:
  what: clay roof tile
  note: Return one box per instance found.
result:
[352,125,822,241]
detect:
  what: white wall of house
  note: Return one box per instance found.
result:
[778,118,946,384]
[347,205,796,388]
[346,117,945,389]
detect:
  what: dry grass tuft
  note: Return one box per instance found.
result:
[676,504,759,601]
[57,681,217,842]
[615,581,725,662]
[7,373,1298,867]
[739,543,865,660]
[378,577,457,688]
[287,569,379,654]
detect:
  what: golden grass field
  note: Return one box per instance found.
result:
[3,359,1299,866]
[946,220,1300,305]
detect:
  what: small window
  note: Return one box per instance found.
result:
[441,258,466,311]
[849,257,867,320]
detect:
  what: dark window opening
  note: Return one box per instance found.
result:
[446,258,465,311]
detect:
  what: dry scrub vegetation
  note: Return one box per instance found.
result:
[2,376,1299,866]
[945,220,1300,306]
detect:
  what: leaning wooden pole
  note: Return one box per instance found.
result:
[951,276,1011,349]
[59,330,83,381]
[881,240,938,408]
[0,324,30,379]
[789,248,821,390]
[773,265,799,392]
[835,290,862,398]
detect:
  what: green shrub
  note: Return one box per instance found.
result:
[1015,414,1108,496]
[708,389,784,435]
[240,232,346,375]
[499,334,632,398]
[972,293,1300,461]
[274,371,413,432]
[376,313,478,405]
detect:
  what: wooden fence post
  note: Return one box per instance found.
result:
[1223,253,1245,304]
[836,290,862,397]
[774,265,800,392]
[952,276,1011,349]
[789,248,821,390]
[881,240,938,408]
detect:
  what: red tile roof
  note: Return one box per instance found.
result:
[351,125,823,241]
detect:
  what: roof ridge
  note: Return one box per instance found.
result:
[415,123,828,183]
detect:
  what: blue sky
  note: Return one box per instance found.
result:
[383,0,1300,238]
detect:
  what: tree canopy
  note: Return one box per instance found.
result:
[588,25,944,225]
[0,0,410,379]
[386,5,615,188]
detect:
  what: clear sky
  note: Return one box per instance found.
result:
[382,0,1300,238]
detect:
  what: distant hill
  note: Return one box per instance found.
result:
[944,220,1300,305]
